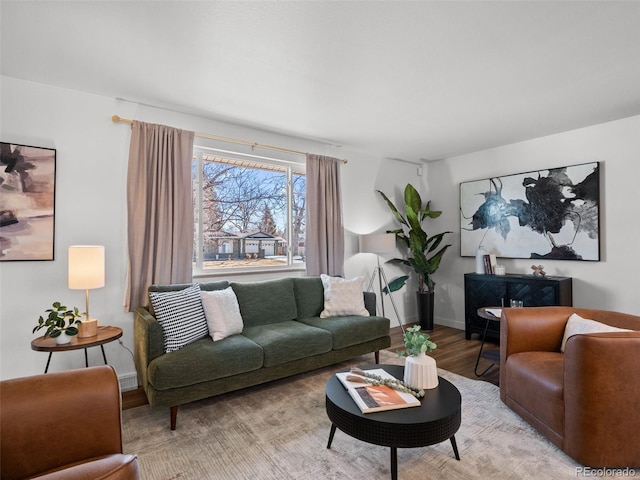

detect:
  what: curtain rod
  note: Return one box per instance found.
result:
[111,115,347,163]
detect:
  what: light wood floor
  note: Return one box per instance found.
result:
[122,324,500,410]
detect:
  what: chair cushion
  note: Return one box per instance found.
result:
[33,454,140,480]
[505,351,565,435]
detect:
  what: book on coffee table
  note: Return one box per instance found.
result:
[335,368,421,414]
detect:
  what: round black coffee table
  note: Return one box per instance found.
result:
[325,364,461,480]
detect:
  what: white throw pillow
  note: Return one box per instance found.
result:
[560,313,632,353]
[201,287,244,341]
[320,274,370,318]
[149,284,209,353]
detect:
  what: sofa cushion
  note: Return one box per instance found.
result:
[299,315,390,350]
[561,313,633,352]
[320,274,369,318]
[292,277,325,319]
[201,287,244,341]
[148,281,229,316]
[231,278,297,327]
[242,321,333,367]
[505,351,565,435]
[147,335,264,390]
[149,285,209,353]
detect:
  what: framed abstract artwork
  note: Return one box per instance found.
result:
[0,142,56,261]
[459,162,600,261]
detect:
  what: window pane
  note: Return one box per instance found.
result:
[194,152,305,271]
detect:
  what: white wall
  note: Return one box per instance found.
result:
[0,76,417,382]
[425,115,640,330]
[3,76,637,383]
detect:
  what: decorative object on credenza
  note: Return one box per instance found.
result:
[33,302,83,344]
[398,325,439,390]
[531,264,546,276]
[460,162,600,261]
[68,245,105,337]
[377,183,452,330]
[0,142,56,261]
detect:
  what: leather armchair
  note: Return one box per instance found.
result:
[1,365,140,479]
[500,306,640,467]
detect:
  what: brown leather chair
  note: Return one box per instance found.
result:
[500,306,640,467]
[1,365,141,479]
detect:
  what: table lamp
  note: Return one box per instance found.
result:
[68,245,105,338]
[359,233,405,333]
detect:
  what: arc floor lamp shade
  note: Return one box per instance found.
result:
[68,245,105,337]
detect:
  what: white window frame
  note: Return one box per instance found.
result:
[192,146,306,277]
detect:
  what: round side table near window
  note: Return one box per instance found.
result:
[31,326,123,373]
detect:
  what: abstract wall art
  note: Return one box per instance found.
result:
[0,142,56,261]
[460,162,600,261]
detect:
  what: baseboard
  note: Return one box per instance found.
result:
[119,373,139,392]
[436,317,465,331]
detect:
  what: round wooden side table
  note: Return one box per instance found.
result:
[31,325,123,373]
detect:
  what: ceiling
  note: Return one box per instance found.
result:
[2,1,639,161]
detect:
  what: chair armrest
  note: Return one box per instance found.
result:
[1,366,123,479]
[133,307,165,392]
[563,331,640,465]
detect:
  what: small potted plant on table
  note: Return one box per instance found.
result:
[398,325,439,389]
[33,302,83,345]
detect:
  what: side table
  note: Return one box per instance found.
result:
[31,326,123,373]
[474,307,501,377]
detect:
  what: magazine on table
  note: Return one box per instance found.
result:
[335,368,421,414]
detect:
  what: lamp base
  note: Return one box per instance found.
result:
[78,319,98,338]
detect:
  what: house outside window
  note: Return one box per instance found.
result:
[192,147,306,273]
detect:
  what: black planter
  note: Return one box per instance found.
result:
[416,291,435,330]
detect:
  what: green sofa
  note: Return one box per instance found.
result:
[134,276,391,429]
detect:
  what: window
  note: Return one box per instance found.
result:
[192,147,306,272]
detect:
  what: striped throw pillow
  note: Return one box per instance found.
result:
[149,284,209,353]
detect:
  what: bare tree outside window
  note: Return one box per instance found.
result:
[193,151,306,270]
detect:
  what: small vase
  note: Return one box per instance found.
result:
[404,353,439,390]
[55,332,73,345]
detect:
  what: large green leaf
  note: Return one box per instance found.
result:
[376,190,408,228]
[382,275,409,294]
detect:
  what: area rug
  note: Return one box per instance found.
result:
[122,350,627,479]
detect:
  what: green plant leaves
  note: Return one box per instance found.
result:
[377,183,452,293]
[382,275,409,294]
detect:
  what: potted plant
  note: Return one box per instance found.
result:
[33,302,83,344]
[398,325,439,389]
[377,183,452,330]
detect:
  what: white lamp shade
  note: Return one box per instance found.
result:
[68,245,105,290]
[359,233,396,254]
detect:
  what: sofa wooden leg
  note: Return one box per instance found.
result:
[170,406,178,430]
[375,351,380,364]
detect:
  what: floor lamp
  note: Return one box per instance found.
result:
[359,233,405,334]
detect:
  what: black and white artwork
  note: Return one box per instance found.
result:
[460,162,600,261]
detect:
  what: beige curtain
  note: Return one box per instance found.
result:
[124,121,195,311]
[305,154,344,276]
